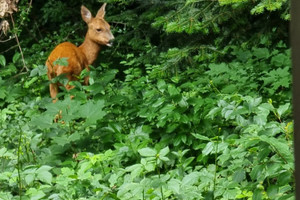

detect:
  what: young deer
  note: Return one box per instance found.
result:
[46,3,114,102]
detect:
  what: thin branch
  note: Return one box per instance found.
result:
[10,13,28,72]
[0,44,18,54]
[0,36,16,43]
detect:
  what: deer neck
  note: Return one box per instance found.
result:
[79,36,101,65]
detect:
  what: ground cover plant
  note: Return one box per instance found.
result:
[0,0,293,199]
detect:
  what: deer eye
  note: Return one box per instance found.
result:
[96,28,102,32]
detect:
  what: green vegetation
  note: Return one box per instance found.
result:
[0,0,293,199]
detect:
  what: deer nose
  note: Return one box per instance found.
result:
[107,39,114,47]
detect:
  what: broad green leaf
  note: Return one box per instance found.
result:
[37,171,52,184]
[168,84,180,96]
[160,104,175,114]
[30,65,47,77]
[159,146,170,157]
[223,188,239,199]
[79,100,106,125]
[0,147,7,156]
[25,174,35,185]
[52,135,68,146]
[250,165,264,181]
[138,147,157,157]
[233,169,245,183]
[277,103,290,117]
[125,164,143,179]
[36,165,53,184]
[271,53,289,67]
[207,63,229,75]
[0,55,6,67]
[183,157,195,168]
[259,135,293,163]
[152,98,165,108]
[182,172,200,185]
[202,142,214,155]
[30,114,53,129]
[143,160,156,172]
[253,48,269,59]
[53,57,69,66]
[108,174,118,187]
[168,179,181,194]
[253,114,268,126]
[267,185,278,199]
[191,133,210,141]
[12,52,21,63]
[26,188,46,200]
[278,171,292,186]
[160,156,170,162]
[252,189,263,200]
[206,107,221,119]
[157,79,166,92]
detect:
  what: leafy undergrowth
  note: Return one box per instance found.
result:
[0,44,293,200]
[0,0,293,199]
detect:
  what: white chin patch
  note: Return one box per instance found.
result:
[106,43,113,47]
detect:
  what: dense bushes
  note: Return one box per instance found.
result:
[0,0,293,199]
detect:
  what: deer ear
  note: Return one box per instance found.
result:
[96,3,106,19]
[81,5,93,23]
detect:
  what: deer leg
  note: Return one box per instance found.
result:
[84,76,89,85]
[50,83,58,103]
[84,65,90,85]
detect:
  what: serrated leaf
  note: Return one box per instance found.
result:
[30,114,53,129]
[271,53,289,67]
[79,100,106,125]
[138,147,157,157]
[253,48,269,59]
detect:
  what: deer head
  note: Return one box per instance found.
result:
[81,3,115,47]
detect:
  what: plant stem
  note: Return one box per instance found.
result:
[156,157,164,200]
[17,129,23,200]
[213,129,220,197]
